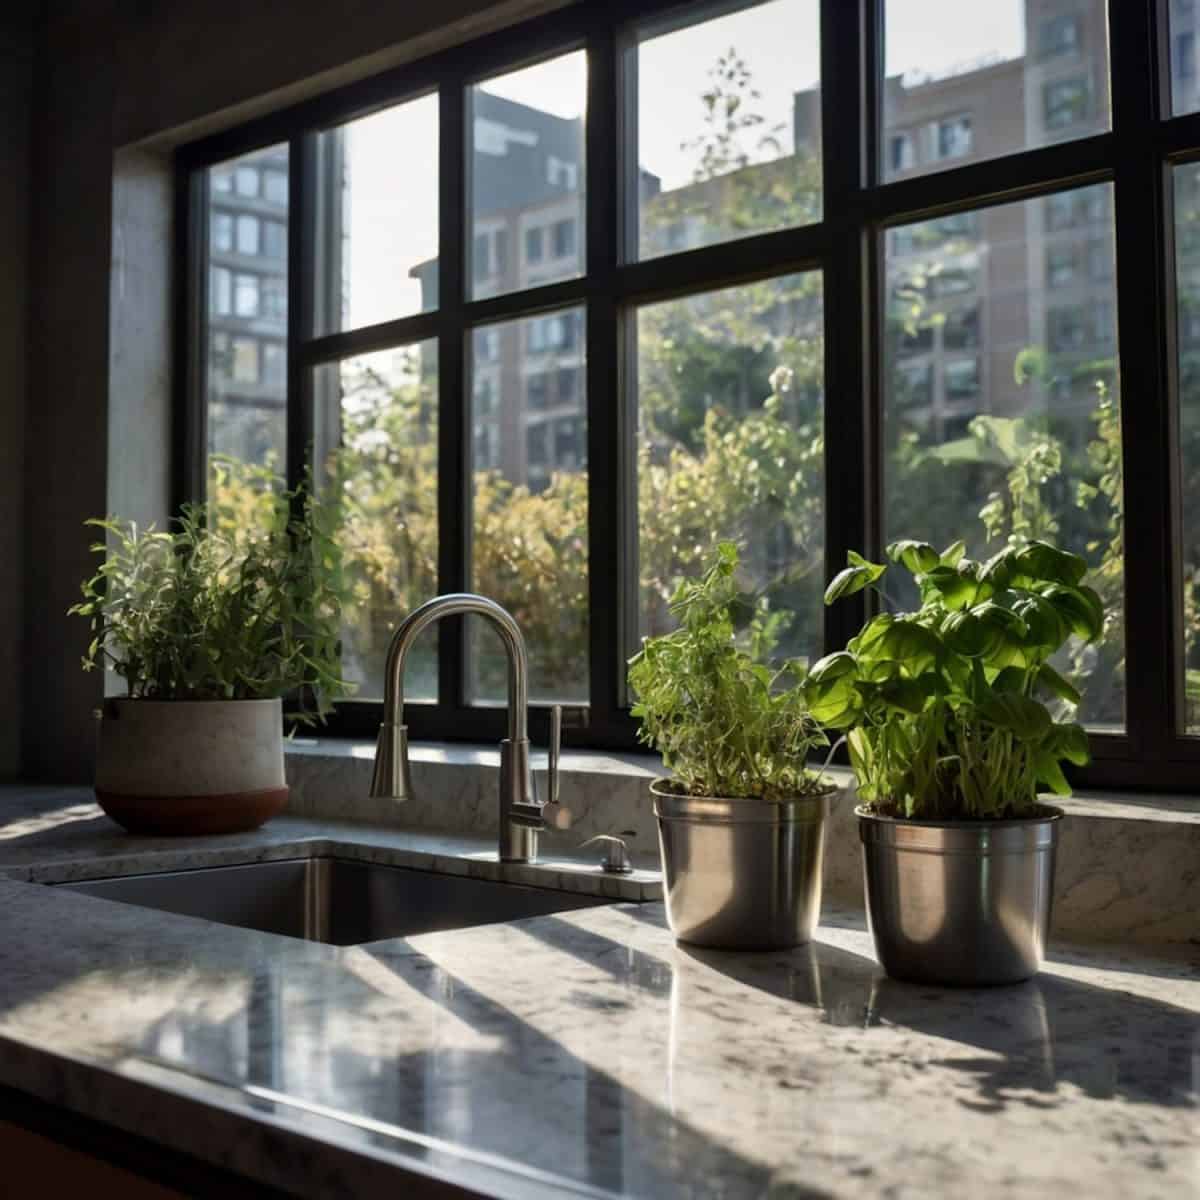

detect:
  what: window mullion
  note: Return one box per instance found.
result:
[1108,0,1175,755]
[820,0,873,657]
[438,77,469,714]
[174,165,208,514]
[286,132,316,493]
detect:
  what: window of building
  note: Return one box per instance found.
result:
[547,155,579,190]
[236,214,260,256]
[1044,78,1091,130]
[231,337,260,383]
[890,132,915,173]
[526,226,544,264]
[552,218,576,259]
[181,1,1197,786]
[1040,14,1081,59]
[234,165,259,197]
[263,169,288,206]
[212,211,233,253]
[932,115,973,160]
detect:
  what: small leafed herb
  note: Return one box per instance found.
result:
[628,542,831,800]
[805,539,1102,820]
[70,473,351,723]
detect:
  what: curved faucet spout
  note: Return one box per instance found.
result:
[379,593,529,741]
[369,593,558,864]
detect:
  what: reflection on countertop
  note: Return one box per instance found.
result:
[0,785,1195,1199]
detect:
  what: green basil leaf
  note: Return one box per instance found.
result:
[1013,541,1088,587]
[1037,662,1082,705]
[978,691,1053,741]
[887,539,940,575]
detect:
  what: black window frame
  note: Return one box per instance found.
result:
[173,0,1200,790]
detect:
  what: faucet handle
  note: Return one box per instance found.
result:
[547,704,561,806]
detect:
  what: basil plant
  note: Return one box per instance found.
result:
[805,539,1103,820]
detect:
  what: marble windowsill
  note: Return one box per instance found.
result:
[284,738,1200,945]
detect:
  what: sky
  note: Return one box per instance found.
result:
[334,0,1031,333]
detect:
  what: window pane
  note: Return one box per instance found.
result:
[634,0,822,259]
[314,92,439,335]
[635,274,826,671]
[883,1,1110,181]
[884,186,1124,731]
[313,343,439,702]
[469,52,586,300]
[1170,5,1200,115]
[203,144,288,508]
[469,308,587,705]
[1174,166,1200,731]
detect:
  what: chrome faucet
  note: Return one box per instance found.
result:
[368,593,563,863]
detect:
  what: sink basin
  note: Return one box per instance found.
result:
[55,858,612,946]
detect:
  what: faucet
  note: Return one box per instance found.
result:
[369,593,563,863]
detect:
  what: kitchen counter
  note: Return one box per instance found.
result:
[0,785,1195,1198]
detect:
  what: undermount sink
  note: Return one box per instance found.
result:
[54,858,612,946]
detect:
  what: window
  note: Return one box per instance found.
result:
[234,273,260,317]
[212,211,233,253]
[470,52,585,299]
[179,1,1192,786]
[1040,14,1081,58]
[263,220,286,260]
[1172,0,1200,115]
[525,227,544,264]
[552,218,576,259]
[200,145,289,497]
[885,189,1123,732]
[471,311,587,703]
[883,0,1110,180]
[933,116,973,161]
[890,132,915,172]
[636,0,822,257]
[236,214,259,256]
[1044,78,1091,130]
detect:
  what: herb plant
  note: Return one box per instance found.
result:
[628,542,831,800]
[71,473,351,722]
[804,539,1102,820]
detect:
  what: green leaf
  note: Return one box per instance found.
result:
[978,691,1053,741]
[807,651,859,684]
[886,539,940,574]
[1037,662,1082,705]
[1040,583,1104,643]
[940,539,967,568]
[824,562,885,604]
[1013,541,1088,587]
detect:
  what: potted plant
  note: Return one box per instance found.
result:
[71,474,349,835]
[805,538,1103,985]
[628,542,840,950]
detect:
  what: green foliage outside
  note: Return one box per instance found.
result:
[807,540,1100,819]
[72,476,350,722]
[628,542,830,800]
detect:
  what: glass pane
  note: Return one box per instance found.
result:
[204,143,288,512]
[883,1,1110,181]
[469,308,588,705]
[883,185,1124,731]
[1174,166,1200,730]
[635,274,826,672]
[469,53,586,301]
[634,0,822,259]
[314,92,439,335]
[1170,2,1200,115]
[313,343,439,702]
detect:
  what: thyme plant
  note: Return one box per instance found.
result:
[71,474,351,722]
[628,542,831,800]
[805,539,1102,820]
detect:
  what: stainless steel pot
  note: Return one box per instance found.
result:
[652,780,836,950]
[858,805,1062,986]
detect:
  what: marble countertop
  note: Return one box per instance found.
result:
[0,786,1196,1198]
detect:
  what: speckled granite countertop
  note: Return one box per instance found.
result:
[0,785,1195,1198]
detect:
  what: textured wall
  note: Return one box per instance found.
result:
[0,8,34,780]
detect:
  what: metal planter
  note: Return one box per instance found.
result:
[858,805,1062,986]
[652,780,836,950]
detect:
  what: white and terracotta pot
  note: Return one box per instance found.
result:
[95,698,288,836]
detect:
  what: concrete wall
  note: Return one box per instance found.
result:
[0,8,35,780]
[21,0,565,782]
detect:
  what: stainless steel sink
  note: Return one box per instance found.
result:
[55,858,612,946]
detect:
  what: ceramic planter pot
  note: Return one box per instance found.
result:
[858,805,1062,986]
[95,698,288,835]
[652,779,838,950]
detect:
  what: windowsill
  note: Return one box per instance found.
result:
[283,736,1200,946]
